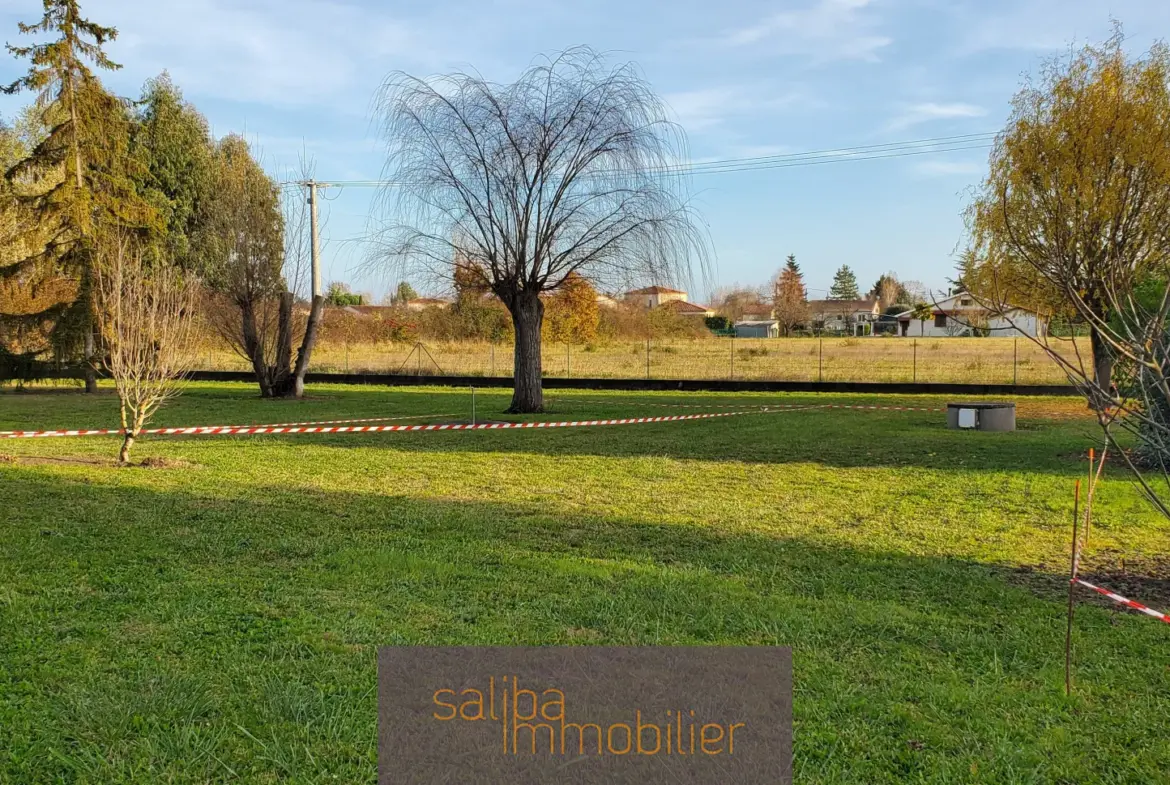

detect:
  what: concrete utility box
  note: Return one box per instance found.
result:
[946,402,1016,432]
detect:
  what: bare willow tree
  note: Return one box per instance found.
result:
[93,238,195,464]
[964,30,1170,518]
[370,47,710,412]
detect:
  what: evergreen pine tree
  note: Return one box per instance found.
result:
[828,264,860,300]
[773,254,808,336]
[131,72,214,273]
[2,0,159,390]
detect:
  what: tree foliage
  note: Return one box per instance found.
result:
[1,0,159,389]
[325,281,362,307]
[130,72,214,272]
[869,272,906,308]
[200,135,303,397]
[394,280,417,303]
[963,27,1170,392]
[713,285,769,321]
[965,27,1170,519]
[545,271,600,344]
[772,253,807,336]
[828,265,860,300]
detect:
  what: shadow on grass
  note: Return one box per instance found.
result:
[2,470,1168,783]
[0,383,1104,476]
[238,408,1100,475]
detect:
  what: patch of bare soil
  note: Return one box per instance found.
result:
[1078,548,1170,608]
[257,394,339,402]
[1010,552,1170,612]
[11,455,113,467]
[3,454,198,469]
[0,386,107,396]
[137,456,198,470]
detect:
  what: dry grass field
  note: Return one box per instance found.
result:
[198,336,1085,384]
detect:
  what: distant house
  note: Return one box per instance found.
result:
[625,285,689,309]
[808,298,882,336]
[894,293,1047,338]
[596,292,621,309]
[734,320,780,338]
[404,297,453,312]
[659,299,714,318]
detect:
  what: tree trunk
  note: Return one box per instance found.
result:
[1089,324,1115,407]
[274,292,293,380]
[268,293,295,396]
[70,72,96,395]
[287,295,325,398]
[240,301,272,397]
[118,431,134,465]
[508,293,544,413]
[83,325,97,394]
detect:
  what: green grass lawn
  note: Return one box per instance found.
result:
[1,382,1168,784]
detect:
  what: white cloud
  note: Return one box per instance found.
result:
[75,0,444,110]
[720,0,891,62]
[664,88,742,130]
[887,102,986,131]
[664,86,805,132]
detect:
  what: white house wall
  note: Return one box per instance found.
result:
[900,311,1043,338]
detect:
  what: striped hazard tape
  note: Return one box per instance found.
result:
[1,407,819,440]
[563,399,944,413]
[827,404,945,412]
[1074,578,1170,624]
[0,412,453,439]
[562,399,812,410]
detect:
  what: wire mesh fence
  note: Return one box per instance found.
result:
[197,335,1082,385]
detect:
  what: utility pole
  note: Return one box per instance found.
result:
[308,180,321,300]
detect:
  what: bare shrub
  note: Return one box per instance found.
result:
[93,240,195,464]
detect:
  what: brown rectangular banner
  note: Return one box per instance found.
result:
[378,646,792,784]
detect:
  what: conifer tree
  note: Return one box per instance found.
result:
[773,253,807,336]
[828,264,860,300]
[2,0,158,390]
[130,72,214,273]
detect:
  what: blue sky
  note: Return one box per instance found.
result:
[1,0,1168,302]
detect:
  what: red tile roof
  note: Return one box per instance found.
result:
[659,299,710,314]
[627,285,687,296]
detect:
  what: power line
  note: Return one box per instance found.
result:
[279,131,996,188]
[655,132,995,173]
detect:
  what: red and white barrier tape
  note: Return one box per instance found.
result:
[2,409,833,439]
[1,408,821,439]
[565,399,943,413]
[0,401,937,440]
[0,412,453,439]
[1074,578,1170,624]
[825,404,945,413]
[563,399,809,410]
[214,414,450,428]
